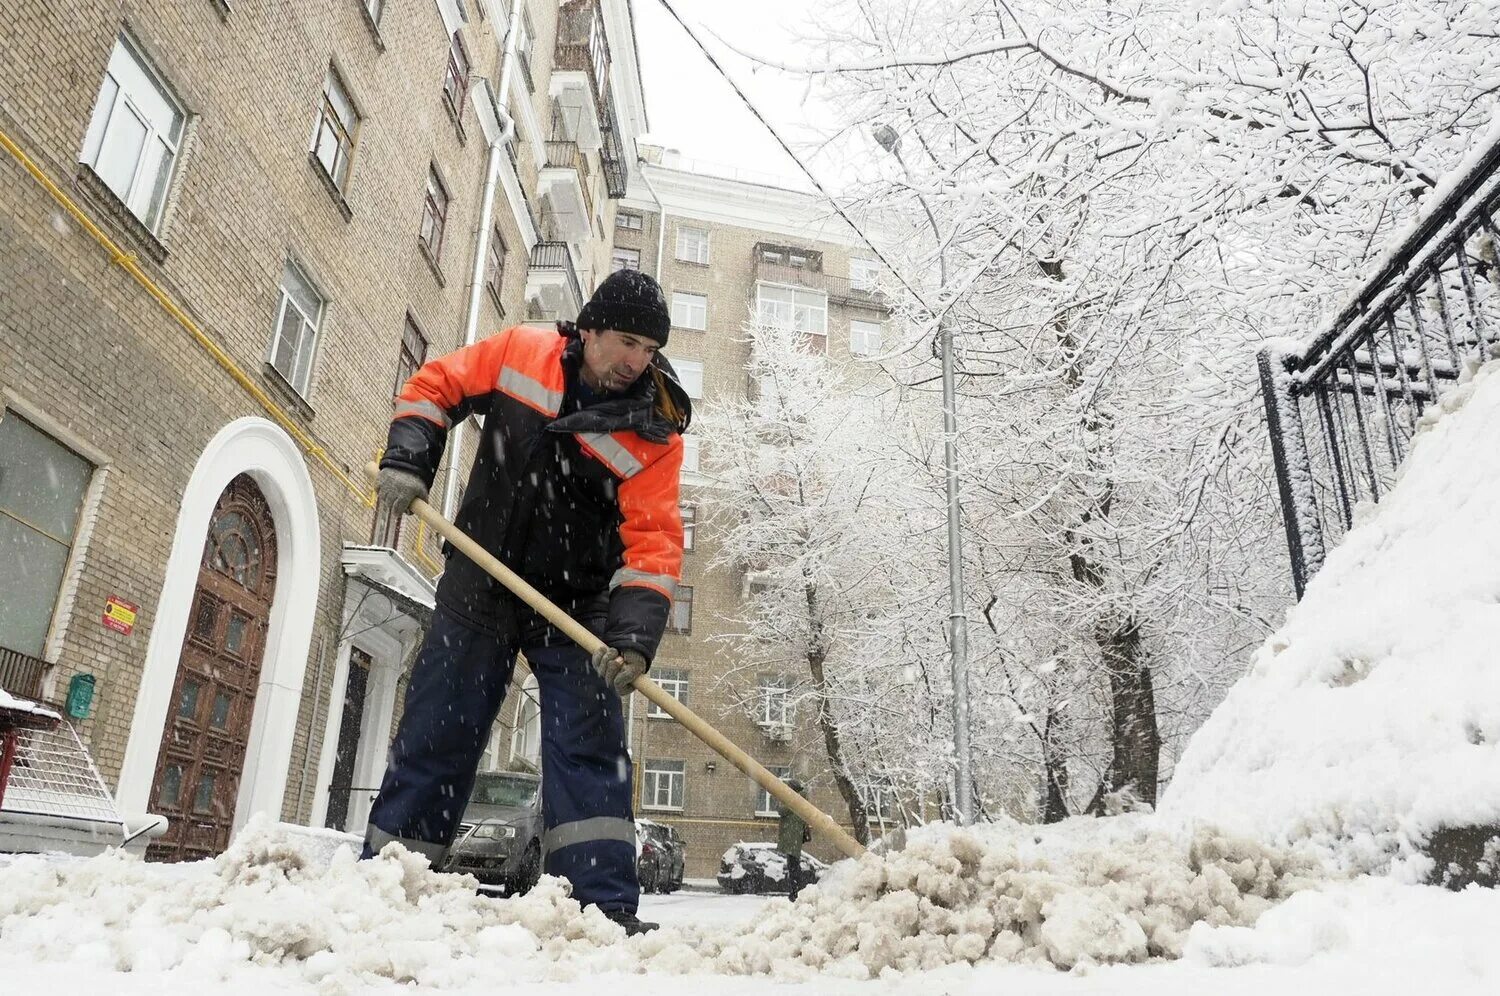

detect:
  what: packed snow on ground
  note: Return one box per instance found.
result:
[1163,356,1500,872]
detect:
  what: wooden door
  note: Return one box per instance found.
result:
[147,475,277,861]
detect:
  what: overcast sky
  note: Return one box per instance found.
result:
[632,0,830,190]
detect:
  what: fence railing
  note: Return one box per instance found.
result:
[528,240,584,313]
[755,260,889,309]
[1260,133,1500,597]
[0,646,46,699]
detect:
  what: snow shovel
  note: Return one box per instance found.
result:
[364,463,867,860]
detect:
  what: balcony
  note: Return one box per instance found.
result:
[537,140,594,242]
[524,241,584,320]
[1,646,46,699]
[553,0,608,148]
[755,259,888,311]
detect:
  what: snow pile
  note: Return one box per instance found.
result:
[638,819,1323,978]
[1163,358,1500,866]
[0,815,1323,987]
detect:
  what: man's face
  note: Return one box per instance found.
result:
[579,328,660,394]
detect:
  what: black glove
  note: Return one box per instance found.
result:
[590,644,648,696]
[375,466,428,519]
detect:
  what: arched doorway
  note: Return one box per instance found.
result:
[146,475,277,861]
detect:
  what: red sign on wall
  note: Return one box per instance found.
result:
[103,595,139,636]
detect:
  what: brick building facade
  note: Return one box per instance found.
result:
[0,0,644,858]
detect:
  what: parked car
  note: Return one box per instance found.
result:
[635,818,685,894]
[442,770,543,893]
[716,841,827,895]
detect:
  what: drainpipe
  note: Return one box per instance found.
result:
[639,164,667,277]
[444,0,526,520]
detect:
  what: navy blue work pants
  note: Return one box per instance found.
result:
[361,607,639,913]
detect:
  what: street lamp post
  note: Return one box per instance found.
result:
[873,126,973,825]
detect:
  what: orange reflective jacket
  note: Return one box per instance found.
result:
[382,324,689,660]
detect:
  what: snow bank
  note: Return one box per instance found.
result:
[1163,358,1500,868]
[0,814,1321,988]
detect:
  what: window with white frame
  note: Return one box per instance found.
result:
[675,225,709,264]
[757,765,793,816]
[680,436,700,475]
[647,667,689,718]
[668,585,693,633]
[485,228,507,308]
[515,8,535,91]
[865,777,897,822]
[611,247,640,272]
[79,34,186,232]
[850,319,883,356]
[642,759,685,810]
[756,284,827,349]
[509,673,541,767]
[670,292,707,331]
[312,66,359,192]
[673,359,704,399]
[850,257,881,292]
[757,673,790,726]
[0,414,94,657]
[680,503,696,551]
[269,259,326,396]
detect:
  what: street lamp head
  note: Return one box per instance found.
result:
[872,123,901,157]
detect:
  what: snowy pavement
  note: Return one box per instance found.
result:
[2,817,1498,995]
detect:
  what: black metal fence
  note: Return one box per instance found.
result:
[1261,134,1500,597]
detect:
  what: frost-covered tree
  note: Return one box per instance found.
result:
[737,0,1500,815]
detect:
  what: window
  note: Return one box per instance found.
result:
[671,292,707,331]
[757,673,790,726]
[615,210,643,232]
[680,436,700,475]
[611,247,640,272]
[269,259,325,395]
[394,315,428,396]
[865,778,897,822]
[850,319,883,356]
[516,8,535,91]
[674,359,704,400]
[312,67,359,192]
[668,585,693,634]
[509,674,541,767]
[365,0,385,27]
[675,225,709,264]
[680,504,696,551]
[642,759,685,810]
[0,415,93,657]
[647,668,689,718]
[79,34,185,232]
[485,228,507,308]
[758,244,821,270]
[757,284,827,350]
[850,258,881,292]
[419,167,449,262]
[442,34,471,119]
[757,765,793,817]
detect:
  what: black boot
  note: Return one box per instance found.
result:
[603,909,659,936]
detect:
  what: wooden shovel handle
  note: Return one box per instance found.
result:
[366,463,866,859]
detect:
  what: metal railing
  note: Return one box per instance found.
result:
[598,94,628,199]
[544,139,594,219]
[528,241,584,312]
[755,260,889,309]
[1260,132,1500,597]
[555,0,610,116]
[0,646,46,699]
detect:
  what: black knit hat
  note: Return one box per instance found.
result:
[576,269,672,346]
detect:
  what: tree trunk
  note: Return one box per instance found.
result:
[803,583,871,844]
[1088,616,1161,810]
[1041,705,1071,823]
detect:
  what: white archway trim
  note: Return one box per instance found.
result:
[116,417,322,834]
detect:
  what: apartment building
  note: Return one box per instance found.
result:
[602,151,897,876]
[0,0,644,860]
